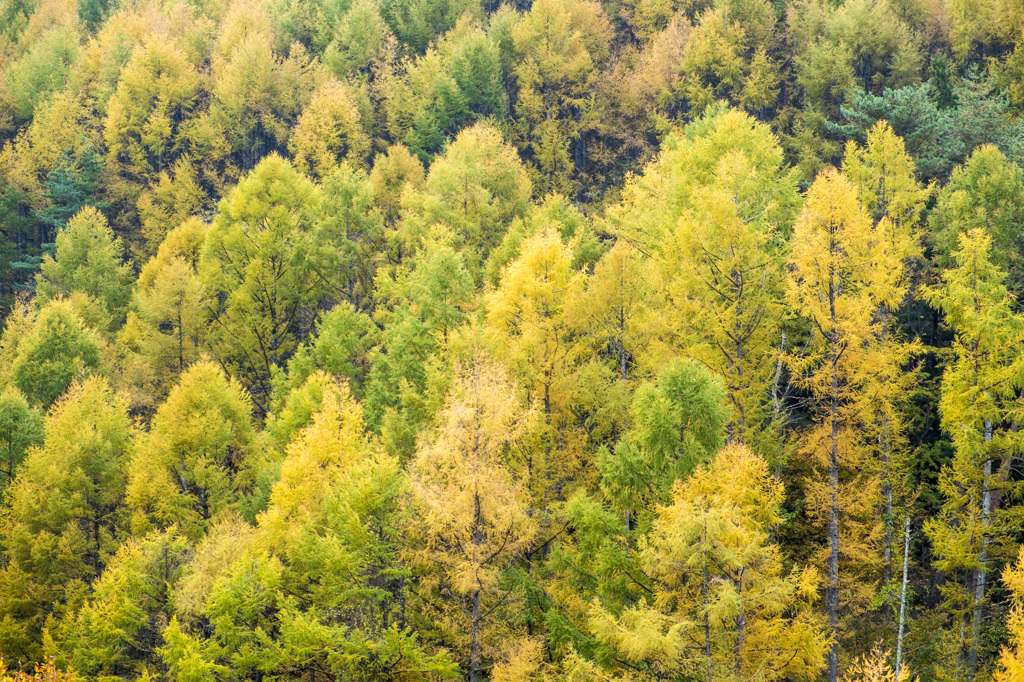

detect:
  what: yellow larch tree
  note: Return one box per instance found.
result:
[842,120,929,585]
[408,357,538,682]
[786,167,903,682]
[996,547,1024,682]
[486,229,588,506]
[924,228,1024,677]
[590,444,828,682]
[613,106,799,458]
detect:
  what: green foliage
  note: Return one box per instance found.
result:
[33,142,105,237]
[10,299,103,408]
[832,77,1024,181]
[930,145,1024,295]
[0,377,130,660]
[56,531,189,677]
[599,358,728,528]
[365,237,474,457]
[6,27,80,119]
[126,360,258,540]
[379,0,481,53]
[36,208,134,331]
[272,301,375,410]
[200,154,336,411]
[403,122,532,277]
[0,386,43,490]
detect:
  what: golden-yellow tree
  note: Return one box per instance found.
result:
[786,167,903,681]
[590,444,828,681]
[408,357,537,682]
[486,229,588,506]
[842,121,928,584]
[997,547,1024,682]
[613,106,800,458]
[925,228,1024,676]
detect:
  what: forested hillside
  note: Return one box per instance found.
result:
[5,0,1024,680]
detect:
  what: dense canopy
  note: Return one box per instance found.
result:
[5,0,1024,681]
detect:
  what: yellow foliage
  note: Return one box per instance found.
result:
[288,78,371,178]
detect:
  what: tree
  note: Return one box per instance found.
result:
[124,217,209,394]
[997,547,1024,682]
[590,444,828,681]
[786,167,897,682]
[33,142,105,241]
[102,35,202,185]
[35,207,134,332]
[842,121,927,586]
[574,239,654,393]
[135,157,210,257]
[378,0,481,53]
[829,78,1024,183]
[6,27,80,119]
[0,386,43,491]
[126,360,257,540]
[385,17,505,162]
[485,192,603,289]
[0,658,72,682]
[56,531,189,678]
[841,646,911,682]
[365,236,474,458]
[323,0,391,76]
[209,10,321,170]
[613,106,799,453]
[486,229,587,505]
[677,0,780,116]
[924,228,1024,676]
[368,142,425,228]
[10,299,104,408]
[512,0,613,195]
[929,145,1024,298]
[408,358,537,682]
[0,377,131,661]
[2,91,98,219]
[612,104,800,261]
[200,154,337,411]
[401,122,532,278]
[599,358,729,534]
[288,79,371,179]
[271,302,376,413]
[316,161,385,306]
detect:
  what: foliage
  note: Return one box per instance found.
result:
[6,1,1024,680]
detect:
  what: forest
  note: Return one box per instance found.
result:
[5,0,1024,680]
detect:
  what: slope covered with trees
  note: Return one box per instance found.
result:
[5,0,1024,680]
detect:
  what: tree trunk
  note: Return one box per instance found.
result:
[827,263,840,682]
[703,513,712,682]
[895,515,911,679]
[969,421,993,671]
[734,566,747,678]
[827,376,840,682]
[470,588,481,682]
[882,423,893,584]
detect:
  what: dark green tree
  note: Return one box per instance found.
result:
[33,142,105,242]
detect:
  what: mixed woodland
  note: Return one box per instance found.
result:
[7,0,1024,680]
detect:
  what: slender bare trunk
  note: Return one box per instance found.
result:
[703,513,712,682]
[827,255,840,682]
[970,422,993,670]
[896,516,911,678]
[470,588,481,682]
[734,566,747,678]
